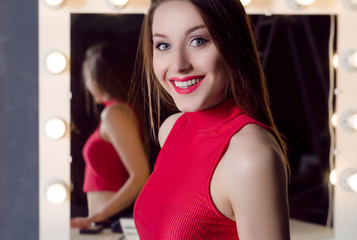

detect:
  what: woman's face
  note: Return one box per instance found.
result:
[152,0,227,112]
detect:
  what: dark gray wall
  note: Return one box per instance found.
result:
[0,0,39,239]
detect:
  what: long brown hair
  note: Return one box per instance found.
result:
[82,42,133,102]
[83,42,136,118]
[83,41,151,158]
[134,0,289,170]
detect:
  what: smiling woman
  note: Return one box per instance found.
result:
[133,1,290,239]
[151,2,227,112]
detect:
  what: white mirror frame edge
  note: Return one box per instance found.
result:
[39,0,357,239]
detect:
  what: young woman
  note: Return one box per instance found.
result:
[133,0,291,239]
[70,42,150,230]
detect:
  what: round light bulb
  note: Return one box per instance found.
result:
[329,169,337,185]
[45,51,68,74]
[286,0,315,9]
[332,54,339,69]
[331,113,338,128]
[340,111,357,132]
[347,114,357,131]
[341,170,357,193]
[45,182,68,204]
[296,0,315,6]
[346,173,357,192]
[349,51,357,68]
[43,0,65,8]
[109,0,129,8]
[341,49,357,71]
[44,118,67,140]
[341,0,357,10]
[240,0,252,6]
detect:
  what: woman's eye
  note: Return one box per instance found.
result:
[190,37,208,47]
[155,43,170,51]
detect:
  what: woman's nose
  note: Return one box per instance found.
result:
[171,49,192,73]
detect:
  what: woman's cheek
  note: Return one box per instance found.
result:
[153,60,167,85]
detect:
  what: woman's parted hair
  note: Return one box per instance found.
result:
[135,0,289,168]
[83,42,133,102]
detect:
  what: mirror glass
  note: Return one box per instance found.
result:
[250,14,336,226]
[70,13,150,218]
[69,12,335,230]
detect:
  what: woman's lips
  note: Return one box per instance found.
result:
[169,75,205,94]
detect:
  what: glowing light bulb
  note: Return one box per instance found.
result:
[109,0,129,8]
[349,51,357,68]
[346,173,357,192]
[43,0,65,8]
[341,111,357,132]
[330,169,337,185]
[45,182,68,204]
[331,113,338,128]
[240,0,252,6]
[341,170,357,193]
[44,118,67,140]
[296,0,315,6]
[286,0,315,9]
[332,54,339,69]
[348,114,357,131]
[341,49,357,71]
[45,51,68,74]
[341,0,357,10]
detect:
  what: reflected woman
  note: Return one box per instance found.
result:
[71,42,150,230]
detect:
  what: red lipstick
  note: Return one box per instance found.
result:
[169,75,205,94]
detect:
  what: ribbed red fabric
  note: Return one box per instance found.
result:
[82,101,129,192]
[134,99,265,239]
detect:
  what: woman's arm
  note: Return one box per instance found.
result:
[211,124,290,240]
[73,104,150,227]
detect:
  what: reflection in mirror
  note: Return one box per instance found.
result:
[250,14,336,226]
[70,13,157,229]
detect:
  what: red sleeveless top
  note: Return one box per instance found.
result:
[82,101,129,192]
[134,99,265,239]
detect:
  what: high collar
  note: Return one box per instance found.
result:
[185,98,243,132]
[103,100,118,107]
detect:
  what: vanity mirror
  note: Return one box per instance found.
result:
[39,1,357,240]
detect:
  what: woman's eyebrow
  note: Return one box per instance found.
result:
[152,24,206,39]
[152,33,167,39]
[186,24,206,35]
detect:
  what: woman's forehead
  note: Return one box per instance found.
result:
[152,1,205,35]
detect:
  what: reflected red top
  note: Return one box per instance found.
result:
[82,101,129,192]
[134,99,266,239]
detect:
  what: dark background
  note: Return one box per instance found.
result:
[250,15,334,224]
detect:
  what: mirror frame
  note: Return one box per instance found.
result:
[39,1,357,239]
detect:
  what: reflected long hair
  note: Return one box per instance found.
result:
[83,42,132,103]
[134,0,289,170]
[83,42,136,119]
[83,41,150,157]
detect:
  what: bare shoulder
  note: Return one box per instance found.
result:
[225,124,286,175]
[218,123,289,211]
[158,112,184,147]
[101,102,137,127]
[216,124,290,239]
[100,102,139,142]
